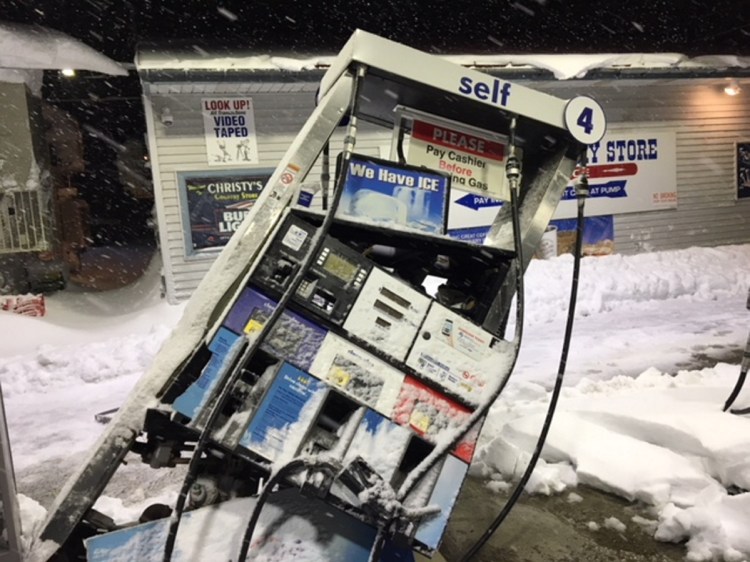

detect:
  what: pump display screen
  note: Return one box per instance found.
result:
[322,253,358,283]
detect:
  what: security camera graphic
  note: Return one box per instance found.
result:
[160,107,174,127]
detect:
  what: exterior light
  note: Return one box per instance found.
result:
[724,79,741,96]
[61,68,76,77]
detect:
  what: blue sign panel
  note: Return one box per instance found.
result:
[172,327,242,420]
[337,154,450,235]
[240,363,328,461]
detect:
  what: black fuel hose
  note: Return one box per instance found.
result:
[724,289,750,414]
[724,331,750,412]
[724,289,750,412]
[459,176,588,562]
[723,361,747,412]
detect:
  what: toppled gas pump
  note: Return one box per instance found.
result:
[30,30,606,562]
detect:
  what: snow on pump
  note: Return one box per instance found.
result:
[29,30,606,562]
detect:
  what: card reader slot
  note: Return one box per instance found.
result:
[391,435,434,490]
[373,298,404,320]
[379,286,411,309]
[302,391,360,455]
[311,287,337,314]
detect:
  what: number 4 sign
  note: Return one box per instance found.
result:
[564,96,607,145]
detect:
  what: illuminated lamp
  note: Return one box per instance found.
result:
[724,79,741,96]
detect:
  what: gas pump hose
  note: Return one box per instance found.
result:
[459,171,589,562]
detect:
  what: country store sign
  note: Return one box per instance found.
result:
[555,130,677,219]
[202,97,259,167]
[410,120,677,225]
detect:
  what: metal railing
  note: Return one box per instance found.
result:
[0,188,52,255]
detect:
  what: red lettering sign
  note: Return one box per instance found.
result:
[412,121,504,160]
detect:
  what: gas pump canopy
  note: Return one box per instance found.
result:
[318,30,607,148]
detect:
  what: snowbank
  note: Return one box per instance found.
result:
[1,243,749,560]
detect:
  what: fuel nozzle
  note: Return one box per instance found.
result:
[574,152,590,204]
[506,117,522,194]
[575,170,590,200]
[505,154,521,194]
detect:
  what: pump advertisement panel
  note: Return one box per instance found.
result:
[555,130,677,219]
[178,170,271,253]
[202,97,260,166]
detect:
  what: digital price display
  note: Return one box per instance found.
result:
[322,252,358,284]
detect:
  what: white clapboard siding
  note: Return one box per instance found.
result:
[146,82,391,302]
[146,76,750,302]
[532,77,750,254]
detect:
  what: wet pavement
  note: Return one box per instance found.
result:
[440,476,685,562]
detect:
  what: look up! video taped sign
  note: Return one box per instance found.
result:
[202,97,259,167]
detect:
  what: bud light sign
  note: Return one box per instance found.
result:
[179,170,271,253]
[337,154,450,235]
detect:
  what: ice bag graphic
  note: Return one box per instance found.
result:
[394,185,428,222]
[351,189,408,224]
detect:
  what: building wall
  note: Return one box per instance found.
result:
[144,76,750,302]
[0,83,34,188]
[143,82,392,302]
[537,78,750,254]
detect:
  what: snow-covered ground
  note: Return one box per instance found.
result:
[2,243,749,561]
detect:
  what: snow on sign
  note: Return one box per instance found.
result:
[555,129,677,219]
[202,97,259,166]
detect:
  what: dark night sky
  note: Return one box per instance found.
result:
[3,0,750,61]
